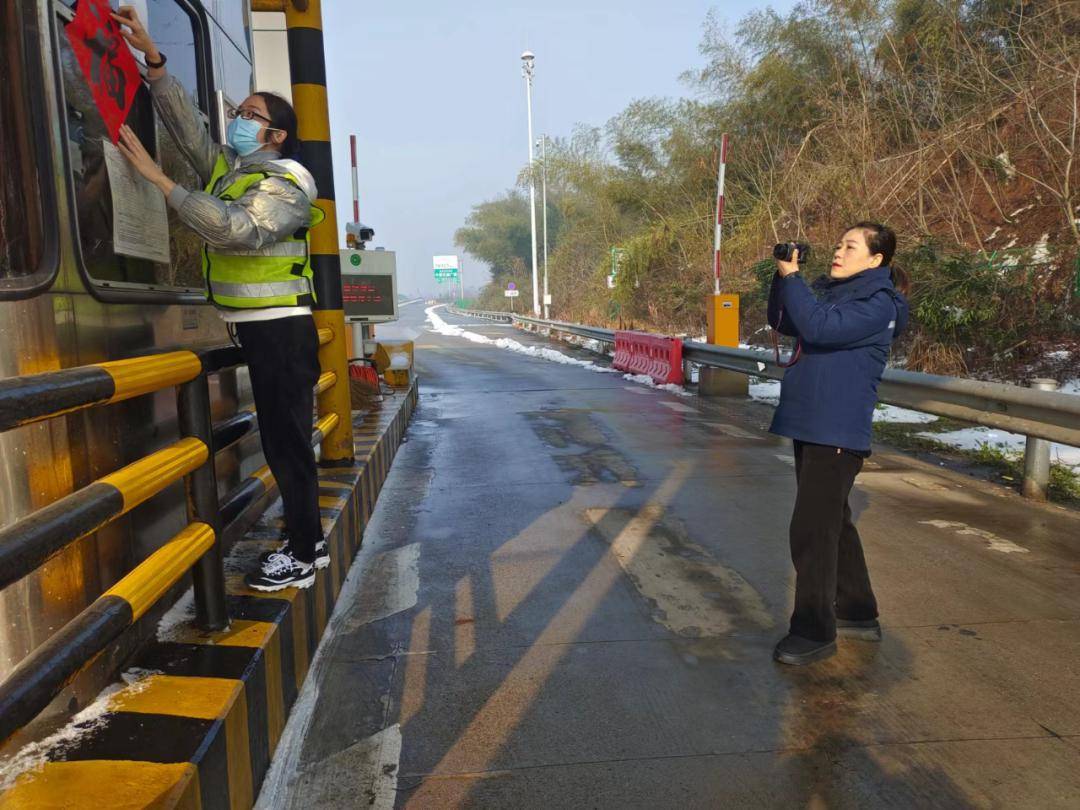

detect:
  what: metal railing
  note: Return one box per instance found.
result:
[0,327,337,744]
[452,308,1078,498]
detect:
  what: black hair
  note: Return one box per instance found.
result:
[850,220,909,295]
[254,92,300,158]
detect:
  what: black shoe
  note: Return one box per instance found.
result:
[258,535,330,570]
[246,550,316,592]
[773,634,837,666]
[837,618,882,642]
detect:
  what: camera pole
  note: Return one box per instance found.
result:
[701,132,747,397]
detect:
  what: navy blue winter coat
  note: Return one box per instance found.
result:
[767,267,909,453]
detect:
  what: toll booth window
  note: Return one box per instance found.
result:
[56,0,201,99]
[58,0,205,292]
[0,1,55,296]
[214,26,253,108]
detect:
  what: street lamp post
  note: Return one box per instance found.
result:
[521,50,540,316]
[539,135,550,319]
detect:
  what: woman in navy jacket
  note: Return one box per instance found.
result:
[768,222,909,665]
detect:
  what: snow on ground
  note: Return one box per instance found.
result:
[750,379,938,423]
[0,669,159,792]
[917,426,1080,467]
[749,379,781,405]
[873,405,940,424]
[621,373,692,397]
[915,376,1080,466]
[156,588,195,641]
[426,306,694,397]
[426,305,617,374]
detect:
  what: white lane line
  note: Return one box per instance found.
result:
[919,520,1030,554]
[775,454,795,467]
[623,386,650,394]
[711,423,758,439]
[283,725,401,810]
[660,401,697,413]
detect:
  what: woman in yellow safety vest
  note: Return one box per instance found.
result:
[114,6,327,591]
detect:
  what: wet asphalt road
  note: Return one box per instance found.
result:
[263,303,1080,809]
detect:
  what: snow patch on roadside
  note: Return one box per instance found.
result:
[426,307,701,398]
[749,379,941,425]
[916,426,1080,467]
[425,305,616,373]
[621,373,692,397]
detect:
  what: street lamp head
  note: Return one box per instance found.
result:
[521,50,535,64]
[521,50,535,79]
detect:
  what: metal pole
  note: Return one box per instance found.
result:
[350,134,360,225]
[1022,378,1059,501]
[713,132,729,295]
[540,135,549,319]
[522,52,540,316]
[177,376,228,630]
[287,0,354,464]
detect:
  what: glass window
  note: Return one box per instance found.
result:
[58,0,205,291]
[0,1,55,296]
[55,0,201,102]
[215,27,253,108]
[207,0,250,57]
[146,0,202,104]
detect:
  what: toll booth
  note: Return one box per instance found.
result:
[341,248,412,386]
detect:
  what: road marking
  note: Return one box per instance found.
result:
[710,422,758,439]
[623,386,650,394]
[255,543,418,807]
[281,725,401,810]
[919,520,1030,554]
[660,401,697,413]
[775,454,795,467]
[343,543,421,630]
[585,504,773,636]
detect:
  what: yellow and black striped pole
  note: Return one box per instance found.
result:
[264,0,355,463]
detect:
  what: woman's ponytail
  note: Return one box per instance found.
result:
[851,220,909,295]
[890,265,910,296]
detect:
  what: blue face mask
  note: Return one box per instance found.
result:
[226,117,264,156]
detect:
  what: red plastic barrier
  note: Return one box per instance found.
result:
[612,331,684,385]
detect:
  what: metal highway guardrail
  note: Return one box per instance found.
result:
[450,308,1078,499]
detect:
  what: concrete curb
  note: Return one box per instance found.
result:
[0,381,419,810]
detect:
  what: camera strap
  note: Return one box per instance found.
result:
[771,307,802,368]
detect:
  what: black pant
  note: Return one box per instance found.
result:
[788,441,878,642]
[236,316,322,565]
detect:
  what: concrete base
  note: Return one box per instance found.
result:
[698,365,749,397]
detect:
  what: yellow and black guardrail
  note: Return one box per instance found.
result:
[0,328,343,748]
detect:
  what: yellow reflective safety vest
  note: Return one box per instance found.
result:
[201,153,325,309]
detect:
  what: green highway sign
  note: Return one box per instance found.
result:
[433,268,459,280]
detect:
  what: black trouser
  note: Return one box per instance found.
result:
[788,441,878,642]
[236,316,322,565]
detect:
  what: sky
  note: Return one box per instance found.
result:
[320,0,794,298]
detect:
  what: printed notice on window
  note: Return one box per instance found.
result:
[102,139,171,265]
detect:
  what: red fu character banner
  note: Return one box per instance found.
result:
[66,0,141,143]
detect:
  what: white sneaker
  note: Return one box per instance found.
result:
[246,551,316,592]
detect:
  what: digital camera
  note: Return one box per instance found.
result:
[773,242,810,263]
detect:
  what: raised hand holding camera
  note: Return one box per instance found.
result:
[774,241,808,277]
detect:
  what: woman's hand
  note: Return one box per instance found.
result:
[111,6,158,61]
[116,125,175,197]
[777,248,801,277]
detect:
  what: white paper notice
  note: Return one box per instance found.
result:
[102,139,171,266]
